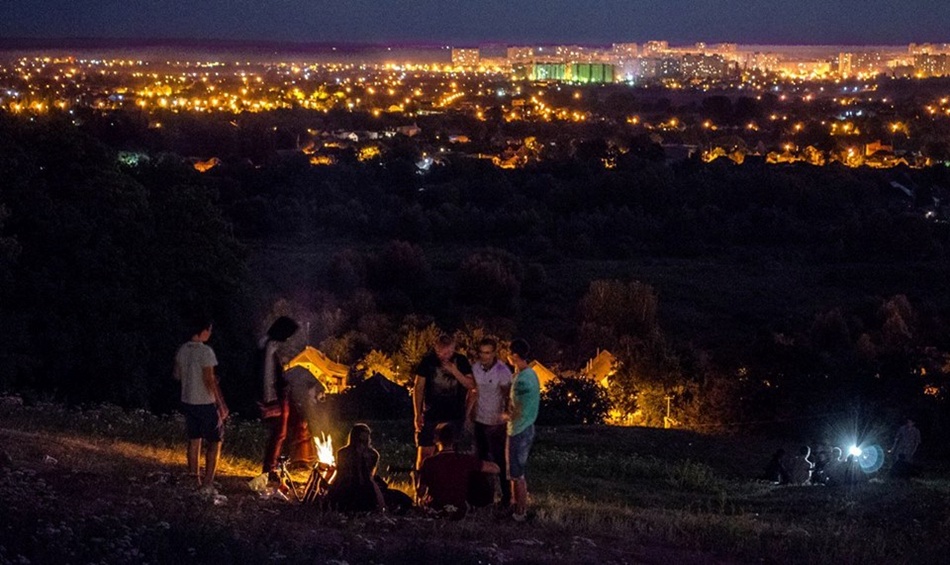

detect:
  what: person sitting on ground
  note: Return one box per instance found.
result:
[327,423,385,512]
[417,423,500,515]
[824,446,845,485]
[762,449,790,484]
[787,445,814,485]
[811,445,832,485]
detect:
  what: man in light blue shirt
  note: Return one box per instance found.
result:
[505,338,539,522]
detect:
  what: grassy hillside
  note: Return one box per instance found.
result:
[2,398,949,564]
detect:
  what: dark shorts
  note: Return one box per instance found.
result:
[181,402,223,443]
[416,419,464,448]
[507,424,535,479]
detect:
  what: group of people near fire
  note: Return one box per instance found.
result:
[173,314,539,521]
[174,314,924,518]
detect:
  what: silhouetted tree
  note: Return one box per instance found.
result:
[539,376,612,425]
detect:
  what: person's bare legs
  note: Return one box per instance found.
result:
[203,441,222,488]
[512,477,528,517]
[187,439,202,484]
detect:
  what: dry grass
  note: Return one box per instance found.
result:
[1,397,949,564]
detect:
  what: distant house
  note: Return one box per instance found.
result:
[396,123,422,137]
[864,140,894,156]
[581,349,618,388]
[192,157,220,173]
[866,150,908,169]
[286,346,349,394]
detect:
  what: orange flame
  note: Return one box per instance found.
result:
[314,433,335,466]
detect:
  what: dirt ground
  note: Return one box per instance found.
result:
[0,427,730,564]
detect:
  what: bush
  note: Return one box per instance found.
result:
[539,376,612,425]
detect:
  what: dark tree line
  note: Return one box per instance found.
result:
[211,145,950,266]
[2,111,950,445]
[0,115,253,414]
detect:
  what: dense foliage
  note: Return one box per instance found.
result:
[0,115,252,413]
[540,376,613,425]
[2,110,950,444]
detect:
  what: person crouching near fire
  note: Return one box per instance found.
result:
[417,422,500,518]
[327,423,385,512]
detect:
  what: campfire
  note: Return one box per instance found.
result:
[313,433,336,478]
[297,433,336,505]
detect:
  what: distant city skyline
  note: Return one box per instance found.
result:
[3,1,950,46]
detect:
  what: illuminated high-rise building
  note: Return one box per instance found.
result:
[656,57,681,78]
[567,63,615,83]
[681,54,734,80]
[507,46,535,63]
[915,53,950,77]
[641,41,670,57]
[836,51,886,77]
[555,45,584,61]
[838,53,853,77]
[451,48,480,67]
[612,43,639,62]
[530,63,566,81]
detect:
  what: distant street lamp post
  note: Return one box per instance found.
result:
[664,394,673,429]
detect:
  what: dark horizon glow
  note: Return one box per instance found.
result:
[2,1,950,47]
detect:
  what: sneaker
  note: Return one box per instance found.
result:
[511,512,528,522]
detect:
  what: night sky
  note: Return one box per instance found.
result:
[2,1,949,45]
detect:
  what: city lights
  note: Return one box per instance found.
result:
[2,41,950,171]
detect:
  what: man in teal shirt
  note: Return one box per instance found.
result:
[505,338,539,522]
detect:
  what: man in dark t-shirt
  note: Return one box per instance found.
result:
[413,334,474,470]
[418,423,499,513]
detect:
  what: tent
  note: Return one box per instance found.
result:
[582,349,617,388]
[339,372,412,420]
[286,346,349,394]
[529,360,558,391]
